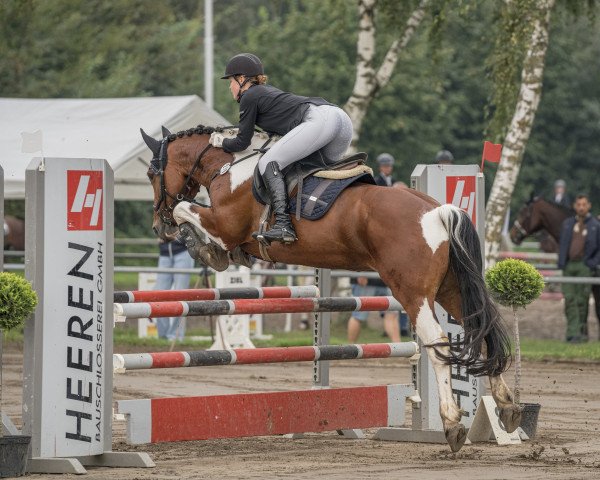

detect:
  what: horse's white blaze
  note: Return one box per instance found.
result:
[415,299,462,426]
[220,130,280,193]
[173,201,228,250]
[420,208,449,254]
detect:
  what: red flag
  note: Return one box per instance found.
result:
[481,141,502,170]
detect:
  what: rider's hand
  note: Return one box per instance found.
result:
[209,132,224,148]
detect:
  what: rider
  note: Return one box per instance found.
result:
[209,53,353,244]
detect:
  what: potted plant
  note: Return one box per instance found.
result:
[485,258,545,439]
[0,272,38,477]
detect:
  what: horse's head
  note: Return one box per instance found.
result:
[509,195,546,245]
[141,126,218,241]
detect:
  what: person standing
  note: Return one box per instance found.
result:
[557,194,600,343]
[374,153,396,186]
[155,237,195,341]
[552,179,573,209]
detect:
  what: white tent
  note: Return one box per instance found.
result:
[0,96,230,200]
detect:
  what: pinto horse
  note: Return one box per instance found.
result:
[510,197,600,331]
[141,125,520,452]
[3,215,25,251]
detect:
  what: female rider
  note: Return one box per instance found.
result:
[209,53,353,244]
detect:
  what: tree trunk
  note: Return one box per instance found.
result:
[343,0,429,150]
[484,0,555,267]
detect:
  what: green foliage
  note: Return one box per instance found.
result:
[485,259,544,308]
[0,272,38,330]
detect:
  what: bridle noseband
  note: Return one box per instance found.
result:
[511,204,532,243]
[152,137,212,226]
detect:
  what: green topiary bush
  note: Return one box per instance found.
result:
[485,258,545,308]
[0,272,38,331]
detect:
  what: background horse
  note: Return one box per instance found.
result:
[3,215,25,251]
[510,197,600,334]
[141,125,520,452]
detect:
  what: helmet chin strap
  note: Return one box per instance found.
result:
[235,75,255,102]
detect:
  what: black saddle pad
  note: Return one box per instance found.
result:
[288,172,374,221]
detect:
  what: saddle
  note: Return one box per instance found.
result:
[252,150,375,220]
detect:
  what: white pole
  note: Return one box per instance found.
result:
[204,0,214,108]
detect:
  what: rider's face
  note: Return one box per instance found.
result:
[229,76,245,100]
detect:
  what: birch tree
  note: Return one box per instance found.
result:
[343,0,430,148]
[484,0,555,267]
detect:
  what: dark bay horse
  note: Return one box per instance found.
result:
[141,125,520,452]
[510,197,600,329]
[509,197,572,247]
[3,215,25,251]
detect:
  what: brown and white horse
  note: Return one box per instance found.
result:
[142,126,520,452]
[3,215,25,251]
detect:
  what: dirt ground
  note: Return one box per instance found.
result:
[2,297,600,479]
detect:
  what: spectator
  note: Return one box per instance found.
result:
[552,179,573,209]
[557,194,600,343]
[435,150,454,165]
[155,237,195,341]
[374,152,396,186]
[347,275,402,343]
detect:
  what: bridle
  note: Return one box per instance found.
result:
[511,204,532,244]
[151,137,212,226]
[151,132,273,226]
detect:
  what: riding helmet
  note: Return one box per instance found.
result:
[435,150,454,164]
[376,153,395,166]
[221,53,264,79]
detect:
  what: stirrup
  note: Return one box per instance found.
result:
[261,226,297,244]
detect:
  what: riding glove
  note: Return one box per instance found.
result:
[209,132,225,148]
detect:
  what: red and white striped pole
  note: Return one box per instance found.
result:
[113,285,319,303]
[113,342,418,371]
[114,296,402,320]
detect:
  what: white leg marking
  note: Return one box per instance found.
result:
[415,299,462,425]
[173,202,228,250]
[420,208,449,254]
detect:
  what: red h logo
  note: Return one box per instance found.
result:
[67,171,104,231]
[446,176,476,224]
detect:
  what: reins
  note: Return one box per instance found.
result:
[153,130,273,226]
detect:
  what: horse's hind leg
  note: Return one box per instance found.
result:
[489,374,522,433]
[438,279,522,434]
[406,297,467,452]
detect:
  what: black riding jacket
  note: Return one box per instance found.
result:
[222,84,332,153]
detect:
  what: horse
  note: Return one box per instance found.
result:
[509,196,572,247]
[141,125,521,452]
[510,196,600,331]
[3,215,25,251]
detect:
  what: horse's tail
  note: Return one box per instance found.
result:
[436,204,511,377]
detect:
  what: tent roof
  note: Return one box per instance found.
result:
[0,96,229,200]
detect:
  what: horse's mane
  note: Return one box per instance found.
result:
[162,124,232,144]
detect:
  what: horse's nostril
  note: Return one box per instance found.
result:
[153,226,159,236]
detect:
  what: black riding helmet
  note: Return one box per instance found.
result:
[221,53,264,79]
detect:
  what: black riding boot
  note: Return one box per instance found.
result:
[256,161,297,244]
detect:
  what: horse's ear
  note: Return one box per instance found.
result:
[161,126,172,138]
[140,128,161,156]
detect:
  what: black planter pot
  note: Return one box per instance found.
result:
[0,435,31,478]
[520,403,541,439]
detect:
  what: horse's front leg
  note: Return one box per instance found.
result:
[409,298,467,452]
[173,201,230,271]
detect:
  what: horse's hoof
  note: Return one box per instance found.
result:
[229,246,253,268]
[499,404,523,433]
[445,424,467,452]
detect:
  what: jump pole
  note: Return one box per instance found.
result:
[113,342,419,371]
[113,296,403,320]
[114,285,320,303]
